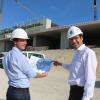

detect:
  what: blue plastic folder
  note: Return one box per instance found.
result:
[36,58,53,72]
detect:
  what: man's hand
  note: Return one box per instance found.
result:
[53,61,62,66]
[35,72,48,78]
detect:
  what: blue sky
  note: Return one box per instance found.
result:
[0,0,96,29]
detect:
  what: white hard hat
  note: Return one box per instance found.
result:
[67,26,83,39]
[11,28,29,39]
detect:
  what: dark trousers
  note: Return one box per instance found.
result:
[6,86,30,100]
[68,85,84,100]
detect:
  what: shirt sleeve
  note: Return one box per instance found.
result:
[62,63,70,70]
[82,51,97,100]
[19,56,38,79]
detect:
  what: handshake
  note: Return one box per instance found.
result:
[53,61,62,66]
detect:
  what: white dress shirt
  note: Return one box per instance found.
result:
[62,44,97,100]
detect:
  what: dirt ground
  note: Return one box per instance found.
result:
[0,66,100,100]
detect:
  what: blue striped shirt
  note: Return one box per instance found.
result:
[3,47,37,88]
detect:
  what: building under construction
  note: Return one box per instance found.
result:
[0,0,100,51]
[0,18,100,52]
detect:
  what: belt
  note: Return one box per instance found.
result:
[70,85,84,88]
[70,85,84,92]
[9,86,29,92]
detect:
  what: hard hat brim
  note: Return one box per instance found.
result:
[10,37,30,41]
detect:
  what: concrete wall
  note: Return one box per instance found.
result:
[35,36,49,46]
[0,41,5,51]
[0,40,12,52]
[60,31,68,49]
[5,41,12,51]
[36,48,100,78]
[31,36,60,49]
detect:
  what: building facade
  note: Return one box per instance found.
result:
[0,0,100,51]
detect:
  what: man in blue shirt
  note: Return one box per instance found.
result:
[2,28,48,100]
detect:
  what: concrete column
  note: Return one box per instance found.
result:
[0,41,5,52]
[60,31,69,49]
[32,36,37,47]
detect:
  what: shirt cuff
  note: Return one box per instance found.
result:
[82,96,92,100]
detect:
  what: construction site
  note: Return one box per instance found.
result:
[0,0,100,100]
[0,0,100,51]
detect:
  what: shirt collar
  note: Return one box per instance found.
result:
[77,44,86,51]
[12,47,22,53]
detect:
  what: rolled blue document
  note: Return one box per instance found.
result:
[36,58,53,72]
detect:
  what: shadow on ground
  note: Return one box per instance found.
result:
[95,81,100,88]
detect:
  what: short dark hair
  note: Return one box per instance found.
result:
[13,38,19,42]
[79,34,83,37]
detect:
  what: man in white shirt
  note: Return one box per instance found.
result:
[55,26,97,100]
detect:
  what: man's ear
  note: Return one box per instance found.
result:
[13,41,17,45]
